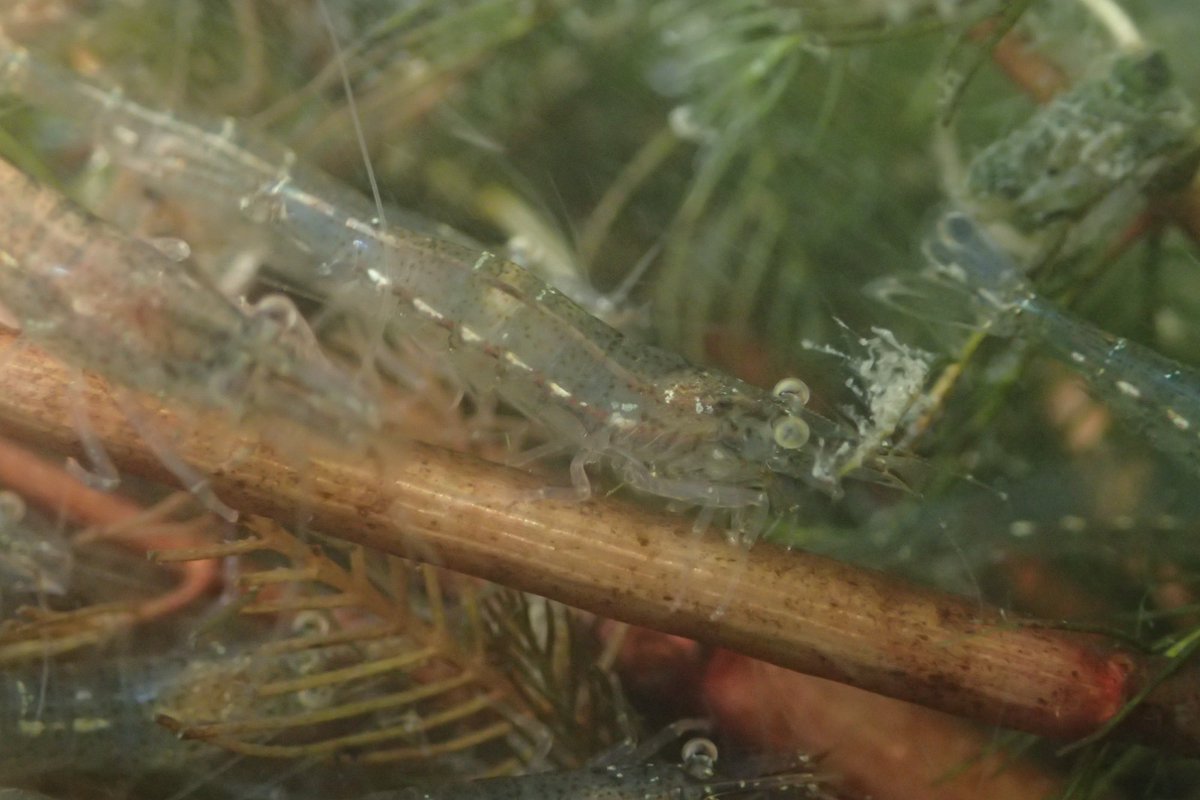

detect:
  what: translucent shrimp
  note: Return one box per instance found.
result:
[0,645,365,789]
[362,736,832,799]
[953,49,1199,252]
[0,490,72,596]
[0,653,202,779]
[0,38,858,539]
[925,211,1200,475]
[0,146,380,448]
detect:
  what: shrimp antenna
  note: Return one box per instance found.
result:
[316,0,387,229]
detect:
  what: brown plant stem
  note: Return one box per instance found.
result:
[0,330,1198,754]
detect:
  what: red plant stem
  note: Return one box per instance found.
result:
[977,23,1069,105]
[0,433,217,621]
[704,650,1066,800]
[0,332,1197,753]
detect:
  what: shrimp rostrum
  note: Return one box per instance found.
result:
[0,36,861,541]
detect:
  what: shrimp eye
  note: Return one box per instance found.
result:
[772,376,811,412]
[772,416,810,450]
[680,737,719,779]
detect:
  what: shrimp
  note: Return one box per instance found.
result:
[0,644,382,795]
[955,49,1199,251]
[972,49,1198,217]
[0,653,203,779]
[0,617,411,775]
[0,37,857,540]
[362,736,832,799]
[0,142,379,448]
[0,490,72,596]
[925,211,1200,475]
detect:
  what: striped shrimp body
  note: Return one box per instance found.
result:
[925,212,1200,474]
[250,215,835,517]
[0,41,852,534]
[0,644,337,781]
[0,139,379,449]
[366,737,828,799]
[238,176,839,530]
[0,654,202,779]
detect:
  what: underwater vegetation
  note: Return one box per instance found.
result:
[1,1,1200,798]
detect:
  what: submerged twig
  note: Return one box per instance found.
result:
[0,332,1198,754]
